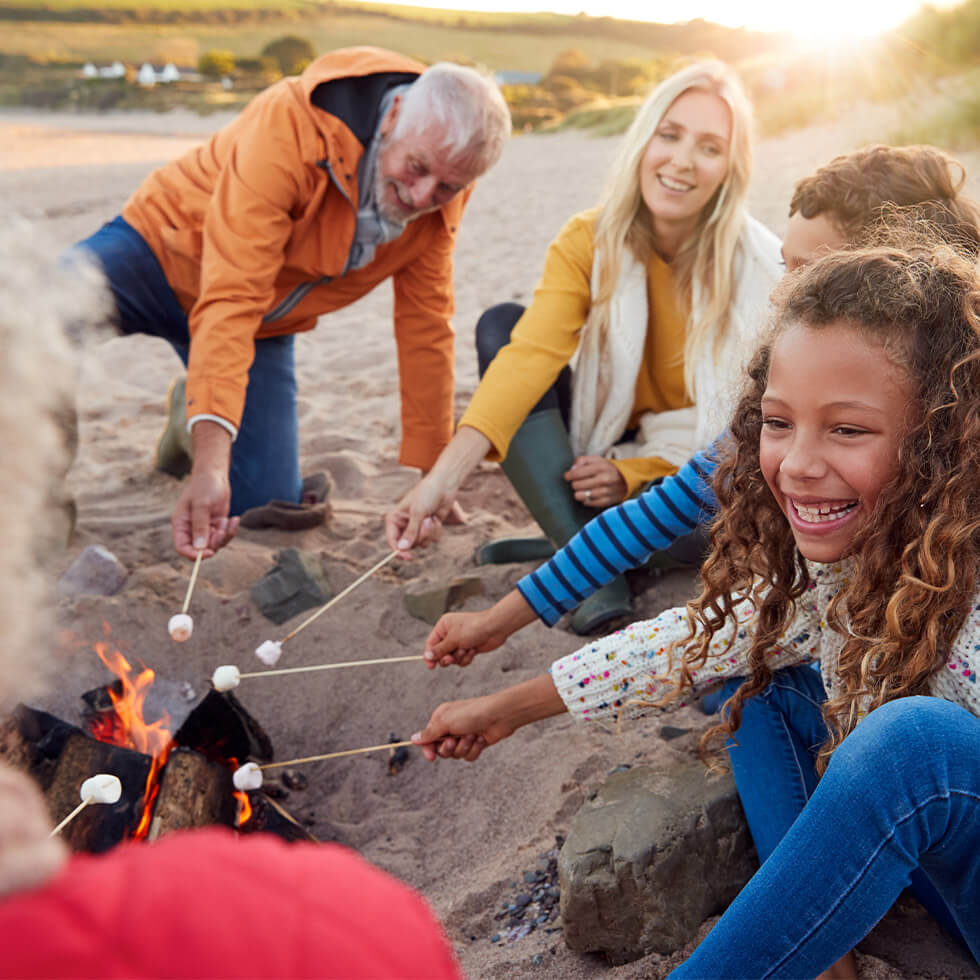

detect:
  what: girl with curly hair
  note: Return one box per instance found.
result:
[413,241,980,977]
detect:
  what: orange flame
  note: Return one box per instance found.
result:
[235,791,253,827]
[91,624,172,839]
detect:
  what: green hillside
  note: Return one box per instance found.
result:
[0,0,784,71]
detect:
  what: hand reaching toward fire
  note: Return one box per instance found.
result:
[0,764,67,898]
[411,694,511,762]
[422,590,539,669]
[423,610,511,669]
[412,676,569,761]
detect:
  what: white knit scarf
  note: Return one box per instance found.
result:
[569,214,782,467]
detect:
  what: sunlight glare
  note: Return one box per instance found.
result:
[362,0,932,42]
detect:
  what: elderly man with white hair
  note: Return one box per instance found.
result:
[75,47,511,561]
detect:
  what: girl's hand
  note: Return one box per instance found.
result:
[411,694,516,762]
[564,456,628,508]
[412,675,568,762]
[423,609,511,668]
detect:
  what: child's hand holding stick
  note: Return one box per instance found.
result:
[411,674,566,761]
[423,590,537,669]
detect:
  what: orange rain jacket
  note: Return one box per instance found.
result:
[122,47,469,470]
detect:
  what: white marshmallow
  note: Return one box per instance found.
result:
[255,640,282,665]
[211,665,241,692]
[168,613,193,643]
[80,773,122,805]
[232,762,263,792]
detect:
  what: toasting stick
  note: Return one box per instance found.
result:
[169,549,204,643]
[232,742,414,790]
[212,655,421,692]
[253,550,399,665]
[49,774,123,837]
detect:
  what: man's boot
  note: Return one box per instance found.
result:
[155,376,192,478]
[475,408,631,635]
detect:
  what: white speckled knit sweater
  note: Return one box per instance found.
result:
[551,561,980,724]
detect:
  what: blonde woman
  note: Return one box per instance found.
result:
[386,60,782,633]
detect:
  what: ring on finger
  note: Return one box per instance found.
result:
[584,489,592,501]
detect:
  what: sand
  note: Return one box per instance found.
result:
[1,97,977,979]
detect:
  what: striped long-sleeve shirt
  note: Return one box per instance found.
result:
[516,448,718,626]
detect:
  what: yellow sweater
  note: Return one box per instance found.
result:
[460,209,690,495]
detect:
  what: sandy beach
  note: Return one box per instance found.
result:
[1,98,978,978]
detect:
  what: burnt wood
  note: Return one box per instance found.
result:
[45,730,152,852]
[241,791,318,843]
[147,746,237,840]
[173,690,273,765]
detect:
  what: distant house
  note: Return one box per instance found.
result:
[81,61,126,80]
[495,70,543,86]
[137,63,201,87]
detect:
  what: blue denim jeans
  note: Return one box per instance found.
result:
[669,674,979,978]
[76,216,302,514]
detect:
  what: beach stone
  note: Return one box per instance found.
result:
[57,544,127,596]
[250,548,333,625]
[558,762,756,964]
[403,576,485,624]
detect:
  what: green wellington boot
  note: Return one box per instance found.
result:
[475,407,631,635]
[155,376,192,478]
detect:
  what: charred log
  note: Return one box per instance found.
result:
[173,690,273,765]
[147,746,237,840]
[45,729,152,852]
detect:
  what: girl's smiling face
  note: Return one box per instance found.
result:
[759,320,914,563]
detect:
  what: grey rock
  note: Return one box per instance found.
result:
[281,769,308,791]
[403,576,485,625]
[559,762,756,965]
[57,544,127,596]
[250,548,333,625]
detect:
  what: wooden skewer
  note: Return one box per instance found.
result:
[281,550,398,644]
[260,740,414,769]
[182,549,204,614]
[240,655,420,680]
[49,798,91,838]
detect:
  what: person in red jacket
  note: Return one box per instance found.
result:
[75,47,510,561]
[0,223,462,980]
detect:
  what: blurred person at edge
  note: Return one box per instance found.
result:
[0,224,461,980]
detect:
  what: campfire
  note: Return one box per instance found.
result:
[0,623,313,852]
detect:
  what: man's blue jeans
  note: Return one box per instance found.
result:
[76,216,302,514]
[669,668,979,977]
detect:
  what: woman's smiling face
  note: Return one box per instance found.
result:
[759,320,914,563]
[639,88,732,240]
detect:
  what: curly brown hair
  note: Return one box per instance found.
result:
[790,144,980,254]
[674,242,980,771]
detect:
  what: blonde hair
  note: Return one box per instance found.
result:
[592,60,753,396]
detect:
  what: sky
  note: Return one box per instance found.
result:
[362,0,946,42]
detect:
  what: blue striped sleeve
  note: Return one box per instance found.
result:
[516,446,719,626]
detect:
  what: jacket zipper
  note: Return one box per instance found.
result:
[262,155,354,324]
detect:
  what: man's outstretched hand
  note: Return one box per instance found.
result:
[171,420,238,559]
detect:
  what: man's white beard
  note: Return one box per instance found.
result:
[375,162,441,225]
